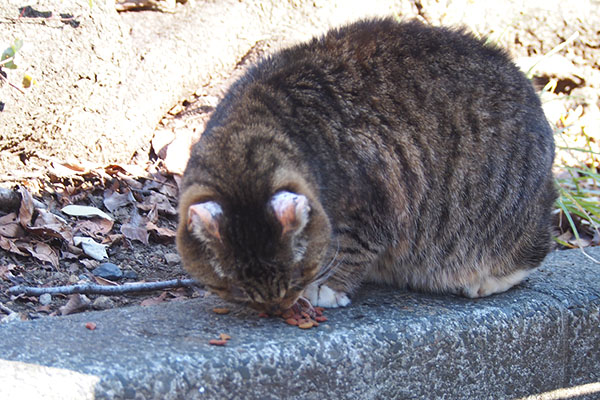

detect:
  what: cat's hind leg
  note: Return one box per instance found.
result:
[459,269,532,298]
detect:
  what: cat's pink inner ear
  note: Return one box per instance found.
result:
[270,191,310,236]
[188,201,223,241]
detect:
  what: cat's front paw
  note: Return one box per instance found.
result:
[303,283,350,308]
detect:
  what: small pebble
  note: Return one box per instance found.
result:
[92,296,115,310]
[92,262,123,280]
[164,253,181,266]
[39,293,52,306]
[123,270,138,280]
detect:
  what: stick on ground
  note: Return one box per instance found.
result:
[8,278,198,296]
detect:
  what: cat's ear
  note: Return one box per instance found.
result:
[187,201,223,242]
[270,191,310,236]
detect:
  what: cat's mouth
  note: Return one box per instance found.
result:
[246,291,303,314]
[208,280,308,313]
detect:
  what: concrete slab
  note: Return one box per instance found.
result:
[1,247,599,400]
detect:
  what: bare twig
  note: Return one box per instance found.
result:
[0,71,25,95]
[8,278,199,296]
[0,302,16,315]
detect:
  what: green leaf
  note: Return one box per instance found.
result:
[11,38,23,53]
[1,38,23,70]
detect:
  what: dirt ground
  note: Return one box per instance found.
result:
[1,4,599,321]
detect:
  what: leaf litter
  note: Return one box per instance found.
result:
[0,160,194,321]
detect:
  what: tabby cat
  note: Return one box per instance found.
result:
[176,18,557,312]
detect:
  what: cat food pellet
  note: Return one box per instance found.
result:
[209,339,227,346]
[219,333,231,341]
[275,299,329,329]
[85,322,96,330]
[298,321,314,329]
[258,312,269,318]
[212,307,230,315]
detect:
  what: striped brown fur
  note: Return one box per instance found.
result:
[177,18,556,312]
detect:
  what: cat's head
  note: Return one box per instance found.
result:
[177,177,331,313]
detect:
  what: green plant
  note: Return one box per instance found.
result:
[0,39,34,93]
[1,38,23,70]
[554,127,600,253]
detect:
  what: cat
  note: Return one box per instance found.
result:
[176,17,557,312]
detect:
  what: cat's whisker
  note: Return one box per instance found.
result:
[311,238,343,285]
[314,257,344,286]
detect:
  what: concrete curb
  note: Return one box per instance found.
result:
[1,247,599,399]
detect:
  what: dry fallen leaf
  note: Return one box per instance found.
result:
[140,291,168,306]
[5,239,60,268]
[103,189,134,213]
[0,213,25,238]
[137,192,177,216]
[75,218,114,239]
[28,209,73,243]
[35,305,52,313]
[0,236,28,257]
[146,221,176,241]
[0,264,21,281]
[121,209,149,245]
[60,294,91,316]
[62,205,113,221]
[79,259,99,270]
[93,276,119,286]
[157,179,178,199]
[29,241,60,268]
[17,186,35,227]
[73,236,108,261]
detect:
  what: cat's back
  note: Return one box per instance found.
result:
[207,18,547,144]
[192,18,555,227]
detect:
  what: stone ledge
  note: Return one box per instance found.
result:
[0,247,599,399]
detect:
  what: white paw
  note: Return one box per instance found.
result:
[303,283,351,308]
